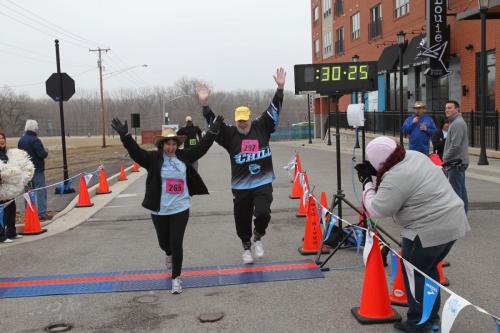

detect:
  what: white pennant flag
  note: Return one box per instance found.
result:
[441,294,471,333]
[302,188,309,208]
[84,173,93,185]
[320,205,330,224]
[363,231,374,266]
[23,192,33,211]
[299,172,305,187]
[403,260,417,301]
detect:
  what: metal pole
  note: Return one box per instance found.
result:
[307,94,312,144]
[399,43,404,145]
[334,96,342,223]
[327,97,332,145]
[478,8,489,165]
[54,40,70,191]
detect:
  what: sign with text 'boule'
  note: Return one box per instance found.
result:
[45,73,75,102]
[420,0,450,78]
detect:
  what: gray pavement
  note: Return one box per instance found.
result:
[0,140,499,333]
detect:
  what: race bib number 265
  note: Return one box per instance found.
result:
[166,178,185,194]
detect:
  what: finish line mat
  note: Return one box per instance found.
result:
[0,260,323,298]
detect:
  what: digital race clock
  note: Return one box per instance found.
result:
[294,62,378,95]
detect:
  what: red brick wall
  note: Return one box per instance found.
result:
[310,0,500,113]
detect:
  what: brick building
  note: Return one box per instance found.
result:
[310,0,499,138]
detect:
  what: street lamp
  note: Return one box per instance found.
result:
[478,0,489,165]
[161,94,192,125]
[397,31,406,145]
[352,54,361,149]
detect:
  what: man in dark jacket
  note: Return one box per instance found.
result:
[431,118,449,160]
[18,120,49,220]
[197,67,286,264]
[177,116,203,170]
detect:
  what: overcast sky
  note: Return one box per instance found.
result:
[0,0,311,98]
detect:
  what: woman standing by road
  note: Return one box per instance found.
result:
[111,115,223,294]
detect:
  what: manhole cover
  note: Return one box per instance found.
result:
[44,323,73,332]
[198,312,225,323]
[133,294,159,304]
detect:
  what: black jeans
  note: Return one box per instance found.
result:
[0,201,17,241]
[232,183,273,249]
[151,209,189,279]
[401,236,455,328]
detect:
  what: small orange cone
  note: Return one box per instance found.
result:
[296,173,309,217]
[132,161,140,172]
[437,261,449,286]
[351,234,401,324]
[21,193,47,235]
[96,166,112,195]
[76,175,94,208]
[289,170,302,199]
[299,196,329,255]
[390,253,409,306]
[293,152,302,179]
[118,161,128,181]
[320,191,329,209]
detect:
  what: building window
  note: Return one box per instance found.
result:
[323,31,332,57]
[322,0,331,18]
[314,6,319,26]
[351,12,360,40]
[335,26,344,55]
[476,50,496,112]
[395,0,410,18]
[334,0,343,17]
[369,4,383,40]
[315,39,320,58]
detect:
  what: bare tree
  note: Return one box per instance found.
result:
[0,88,32,136]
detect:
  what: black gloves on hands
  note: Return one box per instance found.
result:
[355,161,377,186]
[111,117,129,137]
[208,115,224,134]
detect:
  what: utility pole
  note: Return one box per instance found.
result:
[89,47,110,148]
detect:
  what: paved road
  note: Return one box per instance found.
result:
[0,141,498,332]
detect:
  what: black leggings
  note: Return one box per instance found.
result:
[151,209,189,279]
[0,201,17,241]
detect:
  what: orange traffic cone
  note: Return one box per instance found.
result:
[437,261,449,286]
[299,196,329,255]
[390,253,409,306]
[132,161,140,172]
[296,173,310,217]
[118,161,128,181]
[96,167,112,195]
[351,234,401,324]
[21,193,47,235]
[293,152,302,180]
[289,170,302,199]
[75,175,94,208]
[320,191,329,209]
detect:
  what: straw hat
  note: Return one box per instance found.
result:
[153,127,186,148]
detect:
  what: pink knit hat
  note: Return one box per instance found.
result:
[366,137,397,171]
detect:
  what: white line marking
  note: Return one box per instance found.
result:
[116,193,139,198]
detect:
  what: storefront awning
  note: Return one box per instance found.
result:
[377,44,400,73]
[456,0,500,20]
[403,34,428,68]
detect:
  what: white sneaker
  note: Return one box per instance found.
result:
[171,277,182,294]
[165,255,172,269]
[254,240,264,258]
[242,250,254,264]
[2,239,13,243]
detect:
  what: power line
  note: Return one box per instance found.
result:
[0,9,89,49]
[108,52,149,86]
[1,66,97,89]
[5,0,102,47]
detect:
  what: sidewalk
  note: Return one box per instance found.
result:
[281,131,500,185]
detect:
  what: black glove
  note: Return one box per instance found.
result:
[355,161,377,186]
[208,115,224,133]
[111,117,129,137]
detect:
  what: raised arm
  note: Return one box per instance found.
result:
[111,117,153,169]
[196,83,229,145]
[255,67,286,133]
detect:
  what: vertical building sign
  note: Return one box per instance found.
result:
[420,0,450,78]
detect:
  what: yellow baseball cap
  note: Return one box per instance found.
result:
[235,106,251,121]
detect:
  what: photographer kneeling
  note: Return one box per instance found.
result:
[355,136,470,333]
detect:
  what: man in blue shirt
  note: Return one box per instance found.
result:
[402,101,437,155]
